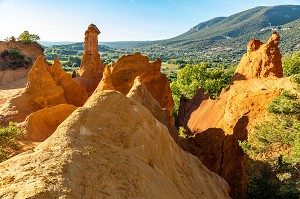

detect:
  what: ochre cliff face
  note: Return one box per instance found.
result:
[0,40,44,63]
[179,33,290,199]
[48,58,88,107]
[188,78,292,135]
[178,88,211,134]
[233,32,283,80]
[0,56,88,125]
[0,91,231,198]
[96,52,174,114]
[75,24,105,96]
[186,32,286,136]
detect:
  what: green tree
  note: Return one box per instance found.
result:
[282,52,300,76]
[170,63,233,124]
[17,31,40,43]
[239,78,300,198]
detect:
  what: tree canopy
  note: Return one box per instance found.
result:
[170,63,234,122]
[17,31,40,43]
[239,76,300,198]
[282,52,300,76]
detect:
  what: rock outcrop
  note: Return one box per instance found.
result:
[233,32,282,80]
[178,128,225,174]
[75,24,105,95]
[179,33,289,198]
[0,56,88,125]
[184,78,292,198]
[0,40,44,86]
[0,91,231,199]
[47,58,88,106]
[96,52,174,114]
[178,88,210,133]
[127,76,178,141]
[179,116,248,199]
[22,104,77,142]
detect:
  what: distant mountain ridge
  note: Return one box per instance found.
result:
[172,5,300,41]
[135,4,300,64]
[44,5,300,65]
[95,5,300,50]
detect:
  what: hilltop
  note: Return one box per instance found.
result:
[173,5,300,41]
[144,5,300,63]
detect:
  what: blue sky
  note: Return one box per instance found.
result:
[0,0,300,42]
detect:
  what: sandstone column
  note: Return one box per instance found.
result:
[75,24,105,96]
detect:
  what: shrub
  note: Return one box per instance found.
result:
[240,87,300,198]
[267,90,300,115]
[291,74,300,85]
[282,52,300,76]
[8,46,24,59]
[4,36,16,42]
[178,126,188,138]
[170,63,233,125]
[0,122,23,162]
[0,46,24,60]
[18,31,40,44]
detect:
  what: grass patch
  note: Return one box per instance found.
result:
[0,122,23,162]
[161,62,179,69]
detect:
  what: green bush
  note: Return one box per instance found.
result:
[178,126,188,138]
[0,46,24,60]
[282,52,300,76]
[0,122,23,162]
[170,63,233,124]
[8,46,24,59]
[246,161,300,199]
[240,88,300,198]
[267,90,300,115]
[18,31,40,44]
[291,74,300,85]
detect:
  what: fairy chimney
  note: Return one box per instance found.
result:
[75,24,105,96]
[84,24,100,54]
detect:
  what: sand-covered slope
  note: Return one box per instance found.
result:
[0,91,230,199]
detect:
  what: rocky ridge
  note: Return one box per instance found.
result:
[179,32,291,198]
[0,91,231,199]
[233,32,283,80]
[0,56,87,125]
[96,52,174,114]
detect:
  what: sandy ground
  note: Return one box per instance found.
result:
[0,78,26,108]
